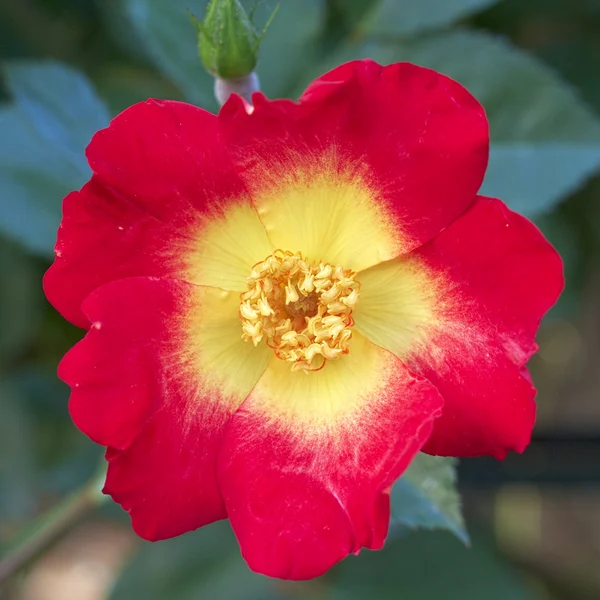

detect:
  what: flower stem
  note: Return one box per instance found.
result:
[0,463,108,583]
[214,72,260,105]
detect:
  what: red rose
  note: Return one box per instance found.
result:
[44,60,563,580]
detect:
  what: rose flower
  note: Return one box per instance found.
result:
[44,60,563,580]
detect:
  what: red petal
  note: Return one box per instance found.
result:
[410,197,564,458]
[60,277,270,539]
[421,352,537,458]
[220,60,488,265]
[217,334,443,580]
[86,100,242,225]
[44,179,178,328]
[44,100,272,328]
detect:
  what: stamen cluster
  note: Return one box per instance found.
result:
[240,250,360,371]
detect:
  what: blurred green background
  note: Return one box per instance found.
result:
[1,0,600,598]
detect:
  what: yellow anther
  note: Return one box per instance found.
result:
[296,333,311,347]
[328,322,346,340]
[239,302,258,320]
[262,277,274,294]
[239,250,360,371]
[299,273,315,294]
[285,282,299,304]
[321,315,342,327]
[321,344,343,360]
[326,301,348,315]
[242,321,262,344]
[281,330,299,345]
[320,285,340,303]
[257,297,274,317]
[316,264,333,280]
[275,321,292,334]
[333,265,345,279]
[304,343,323,362]
[341,288,359,308]
[313,278,331,292]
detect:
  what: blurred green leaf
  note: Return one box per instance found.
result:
[391,454,467,543]
[0,164,73,256]
[97,0,151,62]
[364,0,500,36]
[0,106,84,181]
[0,238,43,368]
[11,367,71,420]
[7,366,99,494]
[376,29,600,143]
[473,0,600,110]
[3,61,109,152]
[93,64,183,115]
[0,61,109,255]
[124,0,215,109]
[111,521,282,600]
[0,105,85,255]
[0,382,37,528]
[328,0,378,29]
[330,532,534,600]
[535,209,582,320]
[252,0,323,99]
[124,0,323,105]
[296,29,600,216]
[482,143,600,216]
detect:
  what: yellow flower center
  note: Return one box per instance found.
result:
[240,250,360,372]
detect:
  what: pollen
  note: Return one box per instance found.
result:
[240,250,360,372]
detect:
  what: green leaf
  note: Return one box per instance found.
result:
[364,0,500,36]
[330,532,534,600]
[0,61,109,255]
[391,453,467,543]
[110,521,282,600]
[295,29,600,216]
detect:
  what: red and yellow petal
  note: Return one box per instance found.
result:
[44,100,273,328]
[59,277,271,539]
[218,60,488,272]
[217,333,443,580]
[354,197,563,458]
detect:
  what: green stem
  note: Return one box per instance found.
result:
[0,464,108,584]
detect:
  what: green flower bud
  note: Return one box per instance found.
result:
[191,0,278,80]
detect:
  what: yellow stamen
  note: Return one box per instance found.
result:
[239,250,360,372]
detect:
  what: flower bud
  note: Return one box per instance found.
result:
[191,0,276,80]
